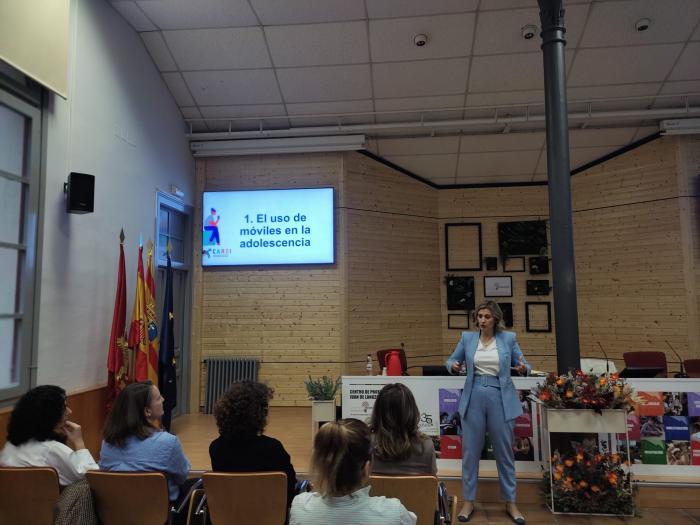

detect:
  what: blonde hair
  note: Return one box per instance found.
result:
[310,419,371,497]
[370,383,425,462]
[474,300,505,331]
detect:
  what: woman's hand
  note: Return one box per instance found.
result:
[515,356,527,376]
[62,421,86,450]
[451,361,462,374]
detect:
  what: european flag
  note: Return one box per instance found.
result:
[158,251,177,431]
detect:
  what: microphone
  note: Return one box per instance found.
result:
[665,341,688,378]
[596,342,610,374]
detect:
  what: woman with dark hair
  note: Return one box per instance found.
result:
[370,383,437,475]
[447,300,530,524]
[99,381,191,503]
[209,381,297,509]
[291,418,415,525]
[0,385,98,485]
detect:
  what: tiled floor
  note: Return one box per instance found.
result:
[458,502,700,524]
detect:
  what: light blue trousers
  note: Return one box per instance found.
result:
[460,375,516,502]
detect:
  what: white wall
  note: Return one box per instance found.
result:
[37,0,194,390]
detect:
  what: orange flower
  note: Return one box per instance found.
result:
[565,390,574,399]
[607,473,618,486]
[599,377,608,385]
[591,485,601,493]
[539,391,551,401]
[556,378,565,386]
[576,453,584,463]
[555,465,564,473]
[578,480,588,488]
[564,459,574,467]
[553,471,562,481]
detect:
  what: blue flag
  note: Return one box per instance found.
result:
[158,252,177,431]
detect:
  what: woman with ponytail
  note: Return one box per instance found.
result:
[290,418,416,525]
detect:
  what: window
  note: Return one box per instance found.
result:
[0,72,42,402]
[157,193,188,268]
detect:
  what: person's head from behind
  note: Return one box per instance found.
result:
[214,381,273,439]
[7,385,69,446]
[311,419,371,497]
[103,381,163,447]
[474,300,505,333]
[370,383,421,461]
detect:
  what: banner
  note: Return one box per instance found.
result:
[106,232,128,411]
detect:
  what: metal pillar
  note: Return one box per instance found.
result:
[538,0,580,373]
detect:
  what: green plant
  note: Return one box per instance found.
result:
[304,376,341,401]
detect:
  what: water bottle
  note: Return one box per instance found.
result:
[366,355,373,375]
[382,367,387,376]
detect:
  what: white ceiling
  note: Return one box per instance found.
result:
[110,0,700,185]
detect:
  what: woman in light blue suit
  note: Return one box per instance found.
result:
[446,301,530,524]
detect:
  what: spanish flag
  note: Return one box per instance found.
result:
[144,240,159,383]
[106,230,128,411]
[129,242,150,382]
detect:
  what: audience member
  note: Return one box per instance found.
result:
[290,418,416,525]
[209,381,297,509]
[370,383,437,475]
[0,385,98,485]
[99,381,192,505]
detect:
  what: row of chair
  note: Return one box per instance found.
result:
[621,352,700,378]
[0,467,455,525]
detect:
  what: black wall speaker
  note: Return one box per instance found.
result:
[65,172,94,214]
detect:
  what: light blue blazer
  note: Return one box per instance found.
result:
[446,331,531,421]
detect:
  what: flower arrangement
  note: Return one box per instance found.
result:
[543,448,636,515]
[531,370,637,412]
[304,375,341,401]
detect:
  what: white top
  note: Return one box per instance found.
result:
[0,439,99,486]
[290,486,416,525]
[474,338,499,376]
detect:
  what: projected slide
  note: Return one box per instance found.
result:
[202,187,335,266]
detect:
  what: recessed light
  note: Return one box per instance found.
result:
[414,34,427,47]
[635,18,651,32]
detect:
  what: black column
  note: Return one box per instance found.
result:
[538,0,580,373]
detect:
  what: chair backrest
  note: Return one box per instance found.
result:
[369,475,437,525]
[86,471,170,525]
[0,467,60,525]
[202,472,287,525]
[377,348,408,374]
[622,351,668,377]
[684,359,700,378]
[580,358,617,374]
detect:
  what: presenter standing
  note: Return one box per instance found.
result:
[446,301,530,524]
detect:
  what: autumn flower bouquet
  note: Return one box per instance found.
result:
[542,449,635,515]
[531,370,636,412]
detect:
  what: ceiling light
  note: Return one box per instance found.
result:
[635,18,651,31]
[659,118,700,135]
[521,25,537,40]
[190,135,366,157]
[414,34,427,47]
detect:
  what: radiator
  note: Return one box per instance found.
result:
[204,357,259,414]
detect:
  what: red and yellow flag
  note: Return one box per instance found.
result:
[106,230,129,411]
[129,243,149,382]
[144,240,159,383]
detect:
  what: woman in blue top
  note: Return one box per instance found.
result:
[100,381,191,505]
[446,301,530,525]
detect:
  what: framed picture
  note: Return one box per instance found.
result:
[445,223,482,271]
[484,276,512,297]
[503,256,526,272]
[525,302,552,332]
[529,256,550,275]
[446,276,476,311]
[448,314,469,330]
[484,257,498,271]
[526,280,551,296]
[498,302,514,328]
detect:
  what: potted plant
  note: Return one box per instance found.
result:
[304,375,341,423]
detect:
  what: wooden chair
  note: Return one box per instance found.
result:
[0,467,60,525]
[370,475,456,525]
[86,471,171,525]
[202,472,287,525]
[684,359,700,378]
[622,351,668,377]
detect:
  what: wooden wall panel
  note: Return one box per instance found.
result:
[193,154,344,406]
[343,153,441,374]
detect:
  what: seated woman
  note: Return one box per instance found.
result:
[370,383,437,475]
[99,381,191,505]
[290,418,416,525]
[0,385,98,485]
[209,381,297,509]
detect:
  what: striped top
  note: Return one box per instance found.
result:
[290,486,416,525]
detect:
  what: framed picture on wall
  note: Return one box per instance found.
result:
[529,256,550,275]
[484,257,498,271]
[448,314,469,330]
[526,280,551,296]
[525,302,552,332]
[484,276,512,297]
[446,276,476,311]
[498,302,514,328]
[445,223,482,271]
[503,256,526,272]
